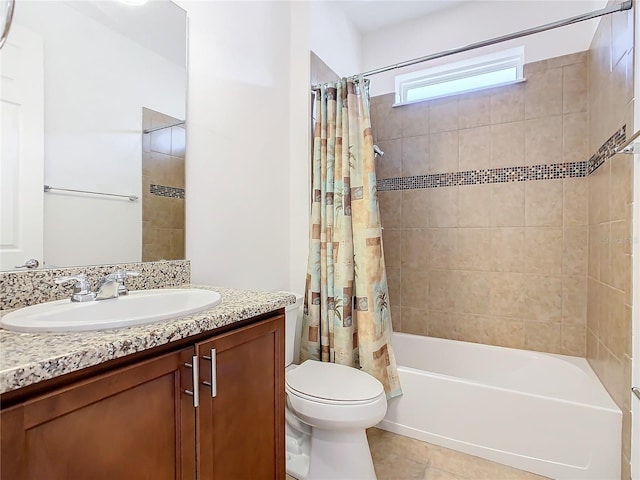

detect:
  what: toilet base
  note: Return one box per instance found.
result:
[307,428,376,480]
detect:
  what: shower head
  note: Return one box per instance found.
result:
[373,144,384,158]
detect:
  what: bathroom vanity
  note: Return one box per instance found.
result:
[0,286,293,480]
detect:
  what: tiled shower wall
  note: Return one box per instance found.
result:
[586,2,634,477]
[142,108,186,262]
[373,52,592,356]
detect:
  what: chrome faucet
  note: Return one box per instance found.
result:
[99,270,140,296]
[55,274,96,302]
[56,270,140,302]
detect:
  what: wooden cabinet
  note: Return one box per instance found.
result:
[196,316,285,479]
[1,314,285,480]
[1,347,196,480]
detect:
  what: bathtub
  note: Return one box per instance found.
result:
[377,333,622,480]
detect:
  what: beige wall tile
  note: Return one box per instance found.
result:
[598,223,611,286]
[458,184,491,227]
[429,97,458,133]
[609,220,631,293]
[489,272,526,318]
[525,180,563,226]
[562,275,587,325]
[524,322,562,353]
[402,189,429,228]
[387,266,401,307]
[524,274,562,322]
[428,228,457,270]
[563,178,587,226]
[482,317,525,349]
[547,51,587,69]
[524,227,563,274]
[457,314,491,344]
[562,226,588,275]
[454,228,491,271]
[610,154,633,222]
[402,269,429,309]
[490,83,525,124]
[429,270,457,312]
[562,62,588,114]
[490,227,524,273]
[490,121,525,168]
[457,272,491,315]
[458,92,491,129]
[402,229,429,270]
[429,187,458,228]
[402,135,430,176]
[401,101,429,138]
[374,96,402,140]
[390,305,402,332]
[430,131,459,174]
[382,229,401,267]
[561,324,586,356]
[606,287,627,361]
[459,126,491,171]
[563,113,589,163]
[400,307,428,335]
[379,191,402,229]
[588,225,600,279]
[375,139,402,179]
[491,183,525,227]
[428,311,460,340]
[524,116,563,165]
[524,67,563,119]
[588,161,610,225]
[523,59,548,75]
[586,329,598,363]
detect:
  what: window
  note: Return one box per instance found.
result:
[394,47,525,105]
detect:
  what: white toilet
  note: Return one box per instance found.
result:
[284,295,387,480]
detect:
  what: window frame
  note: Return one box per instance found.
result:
[394,47,525,106]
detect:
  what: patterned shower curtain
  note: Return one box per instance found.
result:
[300,78,402,399]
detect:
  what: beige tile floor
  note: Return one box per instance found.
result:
[286,428,548,480]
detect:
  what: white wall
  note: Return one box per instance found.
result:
[631,1,640,476]
[362,0,607,96]
[309,1,362,79]
[177,0,292,291]
[14,1,185,267]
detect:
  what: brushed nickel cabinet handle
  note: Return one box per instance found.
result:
[202,349,217,397]
[184,356,199,407]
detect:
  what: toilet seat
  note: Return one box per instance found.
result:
[286,360,384,405]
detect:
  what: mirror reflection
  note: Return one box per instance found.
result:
[0,0,187,270]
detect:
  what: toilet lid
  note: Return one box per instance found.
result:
[286,360,384,403]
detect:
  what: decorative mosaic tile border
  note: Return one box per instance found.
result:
[0,260,190,310]
[377,125,626,191]
[587,125,626,174]
[150,184,185,199]
[377,162,587,191]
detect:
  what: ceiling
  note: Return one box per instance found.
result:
[338,0,468,34]
[63,0,187,67]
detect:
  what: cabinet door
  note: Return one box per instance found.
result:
[196,315,285,480]
[1,347,196,480]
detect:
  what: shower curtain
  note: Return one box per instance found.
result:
[300,78,401,399]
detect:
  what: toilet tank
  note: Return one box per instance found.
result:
[280,292,304,367]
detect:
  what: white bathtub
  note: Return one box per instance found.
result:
[377,333,622,480]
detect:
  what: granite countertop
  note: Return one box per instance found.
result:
[0,286,296,395]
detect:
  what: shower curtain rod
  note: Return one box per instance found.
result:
[143,121,185,134]
[311,0,632,89]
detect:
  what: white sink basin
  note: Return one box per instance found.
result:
[0,289,222,333]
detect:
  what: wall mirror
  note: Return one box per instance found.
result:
[0,0,187,271]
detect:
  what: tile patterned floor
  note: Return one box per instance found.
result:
[287,428,548,480]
